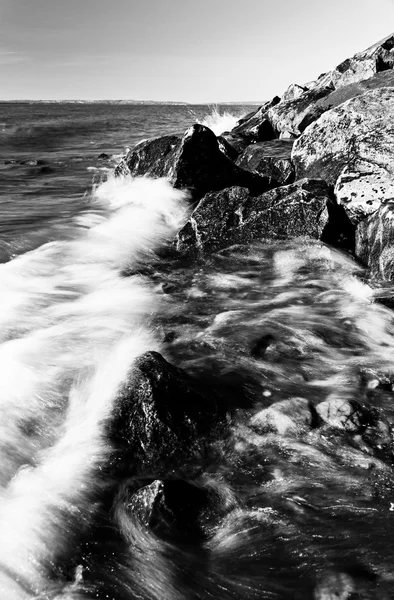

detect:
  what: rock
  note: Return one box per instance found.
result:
[250,397,314,436]
[98,152,110,160]
[115,135,181,177]
[217,135,240,161]
[267,85,334,138]
[330,33,394,89]
[236,140,295,185]
[230,97,280,141]
[334,162,394,225]
[218,133,251,156]
[119,478,237,542]
[116,125,275,199]
[176,179,332,256]
[281,83,308,103]
[293,68,394,137]
[316,397,365,433]
[292,88,394,219]
[108,351,226,477]
[355,202,394,280]
[168,125,275,198]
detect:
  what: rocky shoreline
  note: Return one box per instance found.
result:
[115,32,394,280]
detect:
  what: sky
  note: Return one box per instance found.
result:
[1,0,394,102]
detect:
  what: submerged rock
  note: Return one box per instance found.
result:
[251,397,314,436]
[176,179,331,256]
[116,125,274,199]
[236,139,295,185]
[108,351,226,476]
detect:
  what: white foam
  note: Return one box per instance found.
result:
[199,107,245,136]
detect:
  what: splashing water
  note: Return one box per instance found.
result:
[2,171,394,598]
[197,106,245,135]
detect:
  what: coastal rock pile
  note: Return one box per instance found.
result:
[115,32,394,280]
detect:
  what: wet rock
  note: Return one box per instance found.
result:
[115,135,181,178]
[217,135,240,161]
[176,179,331,256]
[355,202,394,280]
[119,478,237,542]
[98,152,110,160]
[316,397,365,433]
[292,88,394,222]
[116,125,274,200]
[108,351,226,476]
[250,397,314,436]
[236,139,295,185]
[218,133,251,156]
[231,97,280,141]
[4,159,17,165]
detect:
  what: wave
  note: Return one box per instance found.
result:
[198,106,244,135]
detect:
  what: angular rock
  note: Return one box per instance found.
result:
[108,351,226,477]
[176,179,331,256]
[216,135,240,161]
[230,97,280,141]
[316,397,365,433]
[218,133,251,156]
[236,140,295,185]
[292,88,394,215]
[267,85,334,138]
[115,135,181,177]
[331,33,394,89]
[355,202,394,280]
[250,397,314,436]
[116,125,274,199]
[281,83,307,103]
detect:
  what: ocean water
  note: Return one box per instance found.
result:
[1,102,394,599]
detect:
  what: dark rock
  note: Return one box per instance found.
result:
[118,478,237,542]
[108,351,226,477]
[230,97,280,141]
[115,135,181,177]
[4,160,17,165]
[176,179,331,256]
[250,397,314,436]
[355,202,394,280]
[116,125,276,199]
[292,88,394,222]
[98,152,110,160]
[236,140,295,185]
[218,133,251,156]
[216,135,239,161]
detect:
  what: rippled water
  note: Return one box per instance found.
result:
[1,103,394,599]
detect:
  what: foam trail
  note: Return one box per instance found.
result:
[198,107,245,135]
[0,175,189,595]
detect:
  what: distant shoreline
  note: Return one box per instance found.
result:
[0,100,262,106]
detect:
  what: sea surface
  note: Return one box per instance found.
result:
[1,102,394,599]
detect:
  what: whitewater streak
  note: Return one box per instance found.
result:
[0,175,189,598]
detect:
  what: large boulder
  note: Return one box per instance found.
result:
[355,202,394,280]
[116,125,275,199]
[292,88,394,222]
[236,139,295,185]
[267,84,334,138]
[108,351,226,477]
[115,135,180,177]
[230,97,280,141]
[176,179,332,256]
